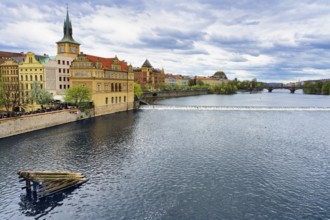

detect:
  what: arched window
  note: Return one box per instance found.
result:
[111,83,114,92]
[119,84,122,92]
[35,75,37,81]
[105,97,108,104]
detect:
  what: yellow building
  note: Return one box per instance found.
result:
[0,58,24,111]
[70,53,135,116]
[18,52,50,109]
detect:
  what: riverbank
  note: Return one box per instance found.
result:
[141,89,208,104]
[0,109,84,139]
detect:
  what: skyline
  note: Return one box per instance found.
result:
[1,0,330,82]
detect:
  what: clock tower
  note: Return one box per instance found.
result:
[56,8,80,57]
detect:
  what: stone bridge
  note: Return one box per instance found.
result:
[262,85,303,93]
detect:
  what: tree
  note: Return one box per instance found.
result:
[30,81,53,105]
[134,82,143,98]
[0,77,5,109]
[0,76,21,113]
[321,82,330,95]
[64,85,92,107]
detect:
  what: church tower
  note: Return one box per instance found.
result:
[56,8,80,57]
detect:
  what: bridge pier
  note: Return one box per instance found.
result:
[267,88,273,93]
[290,88,296,94]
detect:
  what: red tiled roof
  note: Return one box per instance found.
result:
[0,51,25,58]
[165,73,185,79]
[86,54,128,71]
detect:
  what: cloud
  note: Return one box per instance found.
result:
[1,0,330,82]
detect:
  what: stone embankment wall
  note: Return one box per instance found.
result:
[94,102,135,116]
[142,89,208,104]
[0,110,80,139]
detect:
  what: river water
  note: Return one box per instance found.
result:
[0,90,330,219]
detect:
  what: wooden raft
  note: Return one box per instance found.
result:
[18,170,88,199]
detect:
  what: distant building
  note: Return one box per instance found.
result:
[196,70,228,86]
[70,53,134,116]
[212,70,228,80]
[165,74,189,87]
[134,59,165,89]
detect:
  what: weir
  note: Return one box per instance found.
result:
[140,105,330,111]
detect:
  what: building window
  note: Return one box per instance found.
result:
[25,75,28,81]
[115,97,118,103]
[63,77,66,81]
[111,83,114,92]
[67,69,70,74]
[29,57,32,63]
[124,96,126,102]
[30,75,32,81]
[62,60,65,65]
[68,85,70,89]
[40,75,42,81]
[64,85,66,89]
[59,77,62,81]
[105,97,108,104]
[35,75,38,81]
[67,61,69,65]
[60,85,62,89]
[59,68,61,73]
[119,97,121,102]
[97,84,100,91]
[40,84,43,89]
[112,97,114,103]
[21,75,23,81]
[58,60,60,64]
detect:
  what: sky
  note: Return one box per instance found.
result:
[1,0,330,82]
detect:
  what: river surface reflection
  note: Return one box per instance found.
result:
[0,91,330,219]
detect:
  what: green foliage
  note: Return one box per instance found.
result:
[0,77,5,108]
[234,79,264,91]
[321,82,330,95]
[211,81,238,94]
[30,81,53,105]
[134,82,143,98]
[196,80,204,86]
[64,85,92,106]
[303,81,322,94]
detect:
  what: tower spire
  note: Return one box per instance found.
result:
[56,6,80,57]
[57,6,79,45]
